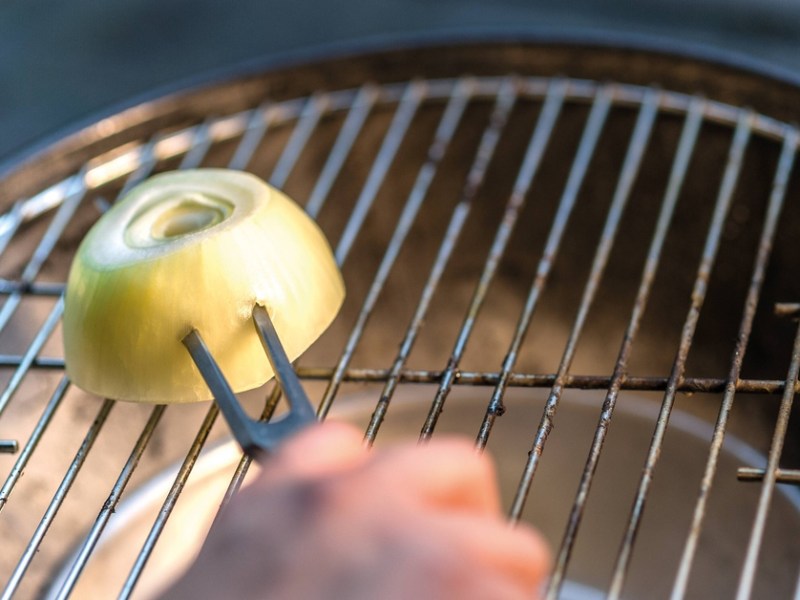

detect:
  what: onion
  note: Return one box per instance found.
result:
[62,169,344,403]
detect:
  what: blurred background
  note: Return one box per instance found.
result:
[3,0,800,165]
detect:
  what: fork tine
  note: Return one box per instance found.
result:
[182,329,263,456]
[182,305,317,459]
[252,304,316,423]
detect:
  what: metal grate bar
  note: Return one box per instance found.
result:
[0,170,86,335]
[118,404,218,600]
[0,176,97,242]
[181,122,221,170]
[466,78,568,445]
[0,377,71,511]
[296,367,797,394]
[0,280,65,296]
[316,77,474,421]
[304,84,379,218]
[473,86,613,459]
[503,85,641,521]
[178,120,214,170]
[737,466,800,483]
[0,202,27,259]
[1,399,114,600]
[0,353,796,394]
[608,110,754,599]
[116,136,160,199]
[361,78,518,443]
[541,89,661,597]
[477,86,615,452]
[52,405,166,600]
[0,297,64,417]
[229,103,278,172]
[426,76,572,439]
[270,93,329,189]
[543,95,705,592]
[333,81,425,265]
[2,79,795,222]
[736,311,800,600]
[418,78,566,440]
[671,129,798,599]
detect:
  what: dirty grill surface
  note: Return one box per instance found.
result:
[0,43,799,599]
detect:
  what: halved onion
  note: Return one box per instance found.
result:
[63,169,345,403]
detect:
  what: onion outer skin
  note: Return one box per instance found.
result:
[62,169,345,403]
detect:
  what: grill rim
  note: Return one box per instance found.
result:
[5,29,800,204]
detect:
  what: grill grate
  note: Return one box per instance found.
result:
[0,54,799,599]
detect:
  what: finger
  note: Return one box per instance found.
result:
[258,420,368,482]
[417,509,552,594]
[366,437,502,515]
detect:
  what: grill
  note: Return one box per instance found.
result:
[1,39,800,599]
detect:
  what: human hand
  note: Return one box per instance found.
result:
[162,421,550,599]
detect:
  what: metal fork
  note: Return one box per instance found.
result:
[182,304,317,458]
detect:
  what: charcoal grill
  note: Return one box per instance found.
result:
[1,39,800,599]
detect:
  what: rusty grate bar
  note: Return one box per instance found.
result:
[736,306,800,600]
[421,79,574,442]
[0,352,797,395]
[507,86,659,530]
[474,84,613,452]
[670,129,799,599]
[737,466,800,484]
[313,77,473,424]
[546,95,706,595]
[318,77,469,420]
[608,109,754,599]
[415,76,565,440]
[540,88,661,597]
[362,77,519,442]
[0,355,796,395]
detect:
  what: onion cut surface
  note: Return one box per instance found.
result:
[62,169,345,403]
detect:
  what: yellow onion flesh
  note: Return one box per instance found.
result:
[62,169,344,403]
